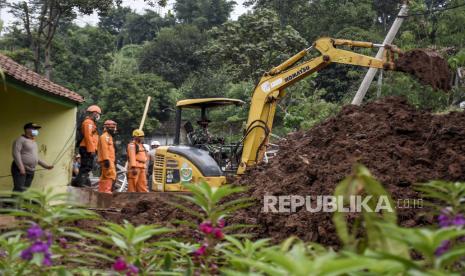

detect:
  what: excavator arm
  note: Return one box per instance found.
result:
[237,37,398,174]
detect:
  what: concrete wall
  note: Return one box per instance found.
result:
[0,81,77,194]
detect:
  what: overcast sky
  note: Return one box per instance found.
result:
[1,0,251,29]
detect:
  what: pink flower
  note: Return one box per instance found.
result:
[194,244,207,256]
[113,257,128,271]
[59,237,68,249]
[199,221,213,234]
[217,218,226,228]
[212,228,224,240]
[127,264,139,275]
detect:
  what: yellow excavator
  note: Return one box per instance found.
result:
[151,37,450,191]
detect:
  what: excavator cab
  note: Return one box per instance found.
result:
[151,98,244,192]
[174,98,245,173]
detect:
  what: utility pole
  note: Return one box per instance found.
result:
[352,2,409,105]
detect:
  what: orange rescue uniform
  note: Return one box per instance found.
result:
[97,131,116,193]
[79,117,99,153]
[127,141,148,192]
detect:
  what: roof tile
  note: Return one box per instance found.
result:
[0,53,84,103]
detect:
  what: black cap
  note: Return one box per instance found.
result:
[197,120,211,125]
[24,123,42,130]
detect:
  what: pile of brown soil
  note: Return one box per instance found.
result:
[230,97,465,246]
[395,49,452,91]
[96,97,465,246]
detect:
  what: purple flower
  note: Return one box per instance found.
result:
[29,241,49,253]
[42,254,52,266]
[21,225,54,266]
[45,231,53,246]
[193,244,207,256]
[199,221,213,234]
[438,209,465,228]
[435,240,451,256]
[20,248,33,261]
[438,215,450,227]
[27,224,43,241]
[113,257,128,271]
[127,264,139,275]
[217,218,226,228]
[453,215,465,226]
[212,228,224,240]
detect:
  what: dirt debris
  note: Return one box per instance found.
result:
[395,49,452,91]
[96,97,465,247]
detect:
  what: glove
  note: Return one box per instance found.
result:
[103,160,110,169]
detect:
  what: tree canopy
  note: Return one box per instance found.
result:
[1,0,464,140]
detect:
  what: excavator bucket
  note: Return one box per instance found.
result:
[394,49,452,91]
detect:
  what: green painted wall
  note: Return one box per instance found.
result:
[0,82,78,194]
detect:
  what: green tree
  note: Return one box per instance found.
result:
[174,0,236,29]
[139,24,206,87]
[98,73,177,141]
[98,5,134,35]
[244,0,310,27]
[122,10,175,45]
[52,25,116,100]
[107,44,144,77]
[6,0,115,78]
[373,0,400,32]
[200,8,307,82]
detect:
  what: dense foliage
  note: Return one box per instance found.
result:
[1,0,465,139]
[1,166,465,275]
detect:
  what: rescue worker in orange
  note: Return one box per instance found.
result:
[97,120,117,193]
[72,105,101,187]
[127,129,148,192]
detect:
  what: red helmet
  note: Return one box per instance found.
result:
[104,120,117,126]
[86,105,102,114]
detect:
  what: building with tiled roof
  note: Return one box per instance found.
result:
[0,53,83,193]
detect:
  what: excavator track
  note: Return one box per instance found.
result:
[395,49,452,91]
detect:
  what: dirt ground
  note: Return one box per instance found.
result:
[89,97,465,246]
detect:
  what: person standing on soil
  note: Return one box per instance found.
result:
[126,129,148,193]
[11,123,54,193]
[97,120,117,194]
[72,105,101,187]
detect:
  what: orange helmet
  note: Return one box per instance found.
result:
[104,120,117,127]
[86,105,102,114]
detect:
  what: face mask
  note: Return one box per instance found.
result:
[31,129,39,137]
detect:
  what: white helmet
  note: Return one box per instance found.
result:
[151,141,161,146]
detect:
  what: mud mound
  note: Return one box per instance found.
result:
[104,97,465,246]
[395,49,452,91]
[229,97,465,246]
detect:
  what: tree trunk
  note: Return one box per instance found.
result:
[44,2,61,79]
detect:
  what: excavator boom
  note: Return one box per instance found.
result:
[237,37,450,174]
